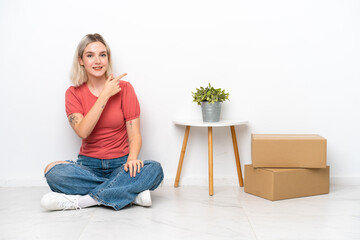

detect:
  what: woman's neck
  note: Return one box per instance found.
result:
[86,75,107,97]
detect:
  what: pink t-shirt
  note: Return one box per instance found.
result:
[65,80,140,159]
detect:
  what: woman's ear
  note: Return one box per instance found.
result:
[78,56,83,66]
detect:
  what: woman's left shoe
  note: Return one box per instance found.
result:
[133,190,152,207]
[41,192,81,211]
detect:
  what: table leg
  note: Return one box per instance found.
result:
[174,126,191,187]
[208,127,214,196]
[230,126,244,187]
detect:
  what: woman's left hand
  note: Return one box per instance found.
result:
[124,159,144,177]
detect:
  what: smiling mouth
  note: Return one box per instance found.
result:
[93,67,103,71]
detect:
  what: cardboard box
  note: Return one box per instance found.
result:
[244,164,330,200]
[252,134,327,168]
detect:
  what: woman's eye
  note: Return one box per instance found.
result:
[87,55,93,58]
[101,54,107,57]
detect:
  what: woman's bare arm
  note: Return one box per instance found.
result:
[124,118,143,177]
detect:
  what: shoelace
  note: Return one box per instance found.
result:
[58,195,81,210]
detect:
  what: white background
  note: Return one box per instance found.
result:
[0,0,359,186]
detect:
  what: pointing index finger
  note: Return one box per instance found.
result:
[119,73,127,79]
[112,73,127,82]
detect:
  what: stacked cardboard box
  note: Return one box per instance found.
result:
[244,134,330,200]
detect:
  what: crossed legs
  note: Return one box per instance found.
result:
[42,159,164,211]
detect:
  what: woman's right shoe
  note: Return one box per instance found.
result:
[133,190,152,207]
[41,192,81,211]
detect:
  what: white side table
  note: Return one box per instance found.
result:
[173,119,248,196]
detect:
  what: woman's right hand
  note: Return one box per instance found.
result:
[100,73,127,99]
[69,73,128,139]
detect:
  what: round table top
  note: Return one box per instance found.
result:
[173,119,248,127]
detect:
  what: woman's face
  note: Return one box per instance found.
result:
[79,41,109,80]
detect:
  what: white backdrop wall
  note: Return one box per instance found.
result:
[0,0,359,186]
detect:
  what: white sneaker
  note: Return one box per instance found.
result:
[41,192,81,211]
[133,190,152,207]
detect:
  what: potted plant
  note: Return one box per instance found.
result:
[192,83,230,122]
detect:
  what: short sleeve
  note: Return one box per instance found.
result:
[120,81,140,121]
[65,87,83,116]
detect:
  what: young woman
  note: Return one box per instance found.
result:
[41,33,164,211]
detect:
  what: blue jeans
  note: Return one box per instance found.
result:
[45,155,164,210]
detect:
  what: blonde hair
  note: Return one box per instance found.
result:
[70,33,113,86]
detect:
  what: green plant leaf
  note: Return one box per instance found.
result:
[192,83,230,105]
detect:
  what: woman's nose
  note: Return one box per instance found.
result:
[94,55,101,63]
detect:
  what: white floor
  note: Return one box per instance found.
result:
[0,185,359,240]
